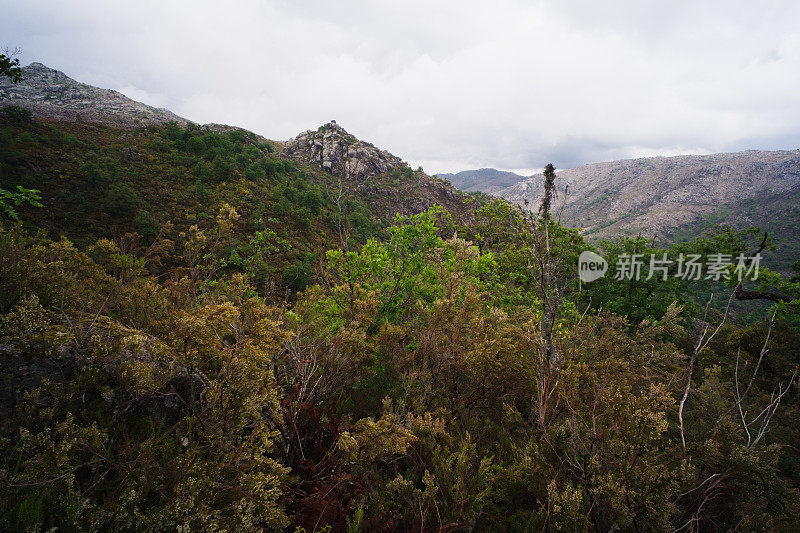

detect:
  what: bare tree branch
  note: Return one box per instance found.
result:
[679,292,733,449]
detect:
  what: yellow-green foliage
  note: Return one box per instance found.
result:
[1,187,799,532]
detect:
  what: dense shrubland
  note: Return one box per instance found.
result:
[1,119,800,531]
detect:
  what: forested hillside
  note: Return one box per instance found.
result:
[2,103,800,531]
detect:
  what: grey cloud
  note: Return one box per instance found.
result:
[1,0,799,172]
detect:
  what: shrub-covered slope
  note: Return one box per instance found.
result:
[0,113,481,296]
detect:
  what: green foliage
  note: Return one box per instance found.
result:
[80,161,109,186]
[0,185,42,220]
[0,227,292,530]
[133,209,160,240]
[1,105,32,125]
[585,235,694,324]
[739,257,800,328]
[1,117,799,531]
[282,253,314,291]
[211,154,234,182]
[104,182,140,218]
[0,53,22,83]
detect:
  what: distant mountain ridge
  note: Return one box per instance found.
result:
[437,151,800,270]
[497,151,800,269]
[437,168,528,194]
[496,151,799,232]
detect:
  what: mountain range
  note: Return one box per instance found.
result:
[3,62,798,270]
[0,61,480,290]
[443,155,800,270]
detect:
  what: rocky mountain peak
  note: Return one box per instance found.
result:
[283,121,407,181]
[24,62,69,80]
[0,62,190,128]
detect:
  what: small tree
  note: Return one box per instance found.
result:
[538,163,556,221]
[532,163,567,429]
[0,49,22,83]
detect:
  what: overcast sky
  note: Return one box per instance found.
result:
[2,0,800,174]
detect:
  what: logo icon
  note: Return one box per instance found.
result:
[578,250,607,283]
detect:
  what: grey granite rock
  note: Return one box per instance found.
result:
[283,120,407,181]
[0,62,191,128]
[496,150,800,242]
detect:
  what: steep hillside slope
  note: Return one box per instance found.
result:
[0,116,482,291]
[498,151,800,268]
[0,64,482,297]
[0,62,190,128]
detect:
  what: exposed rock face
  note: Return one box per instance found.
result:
[283,121,407,181]
[496,150,800,270]
[284,121,471,221]
[0,62,191,128]
[497,150,800,236]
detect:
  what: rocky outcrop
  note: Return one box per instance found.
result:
[284,121,473,221]
[0,62,191,128]
[283,121,407,181]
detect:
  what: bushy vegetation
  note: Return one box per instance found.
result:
[1,117,800,531]
[0,119,398,297]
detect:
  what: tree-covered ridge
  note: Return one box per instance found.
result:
[1,112,800,531]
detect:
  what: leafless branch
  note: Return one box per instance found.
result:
[731,308,795,446]
[679,292,733,449]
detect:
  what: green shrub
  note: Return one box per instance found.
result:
[0,185,42,220]
[80,162,108,187]
[134,209,160,240]
[105,183,140,218]
[282,256,313,290]
[1,105,32,125]
[212,156,234,182]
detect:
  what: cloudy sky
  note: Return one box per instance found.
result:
[2,0,800,174]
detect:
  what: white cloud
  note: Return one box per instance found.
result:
[2,0,799,171]
[115,85,168,109]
